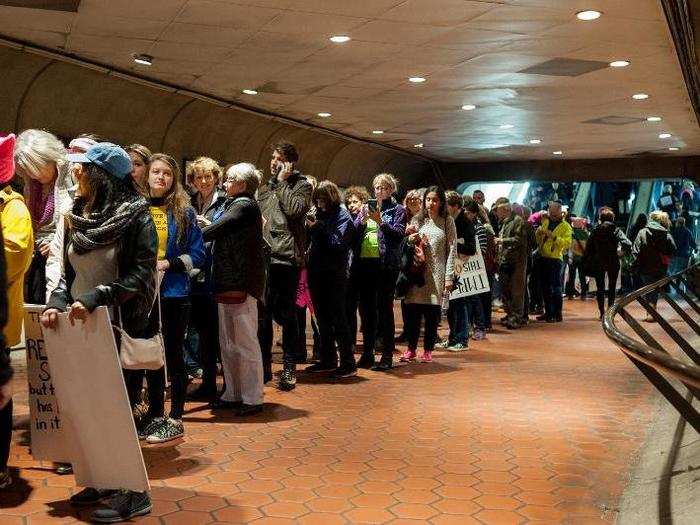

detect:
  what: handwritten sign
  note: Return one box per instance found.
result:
[450,250,491,299]
[23,305,72,463]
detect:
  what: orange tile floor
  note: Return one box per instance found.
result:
[1,299,662,524]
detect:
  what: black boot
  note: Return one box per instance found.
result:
[357,352,375,369]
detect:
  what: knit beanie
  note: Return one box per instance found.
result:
[0,134,15,185]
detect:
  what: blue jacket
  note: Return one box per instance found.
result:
[161,207,206,298]
[671,224,696,258]
[308,205,354,275]
[353,199,407,270]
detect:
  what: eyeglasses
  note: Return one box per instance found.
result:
[374,186,391,192]
[194,174,215,182]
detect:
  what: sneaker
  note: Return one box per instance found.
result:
[421,351,433,363]
[357,353,375,369]
[138,417,165,441]
[436,340,451,349]
[145,418,184,444]
[472,330,486,341]
[91,490,152,523]
[305,362,336,373]
[0,468,12,489]
[447,343,468,352]
[190,368,203,379]
[278,368,296,391]
[371,359,392,372]
[400,349,416,362]
[70,487,117,507]
[333,364,358,378]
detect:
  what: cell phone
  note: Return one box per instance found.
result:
[367,199,378,212]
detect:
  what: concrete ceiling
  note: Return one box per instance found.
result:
[1,0,699,162]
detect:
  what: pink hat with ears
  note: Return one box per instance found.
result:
[0,133,15,186]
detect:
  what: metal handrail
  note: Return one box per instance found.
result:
[603,263,700,432]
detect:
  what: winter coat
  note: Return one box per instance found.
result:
[536,217,573,261]
[0,222,10,386]
[46,209,159,339]
[202,193,266,302]
[583,221,631,274]
[258,171,313,267]
[632,220,676,278]
[307,205,354,276]
[353,199,407,270]
[0,187,33,346]
[671,224,696,259]
[497,213,528,268]
[159,207,206,299]
[453,211,477,257]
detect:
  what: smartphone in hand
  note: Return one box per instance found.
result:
[367,199,378,212]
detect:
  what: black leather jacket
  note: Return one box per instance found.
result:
[46,210,159,338]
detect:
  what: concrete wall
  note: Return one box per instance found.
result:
[0,45,434,190]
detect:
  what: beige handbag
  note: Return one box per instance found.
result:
[118,285,165,371]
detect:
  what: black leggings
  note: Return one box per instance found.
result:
[190,295,220,395]
[594,266,619,316]
[404,303,441,351]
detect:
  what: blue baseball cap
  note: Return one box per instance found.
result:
[67,142,133,180]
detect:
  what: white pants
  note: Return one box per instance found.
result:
[218,297,263,405]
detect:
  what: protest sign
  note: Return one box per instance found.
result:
[450,249,491,299]
[42,307,149,492]
[23,304,72,463]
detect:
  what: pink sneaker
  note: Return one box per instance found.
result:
[400,349,416,362]
[421,351,433,363]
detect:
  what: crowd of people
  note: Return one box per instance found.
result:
[0,128,694,522]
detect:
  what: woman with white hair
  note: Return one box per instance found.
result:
[201,163,267,416]
[14,129,74,304]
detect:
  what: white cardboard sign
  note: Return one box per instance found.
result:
[42,306,149,492]
[450,250,491,299]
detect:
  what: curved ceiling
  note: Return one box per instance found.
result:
[0,0,698,163]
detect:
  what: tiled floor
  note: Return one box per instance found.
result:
[2,299,663,524]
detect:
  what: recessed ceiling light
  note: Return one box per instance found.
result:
[553,151,563,155]
[133,54,153,66]
[372,130,384,135]
[576,10,602,21]
[610,60,630,68]
[500,124,514,129]
[330,35,351,43]
[669,147,679,151]
[414,143,424,148]
[317,112,331,118]
[646,116,662,122]
[659,133,672,139]
[461,104,476,111]
[529,139,542,144]
[632,93,649,100]
[242,89,258,95]
[408,76,426,83]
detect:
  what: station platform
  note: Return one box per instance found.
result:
[0,299,672,524]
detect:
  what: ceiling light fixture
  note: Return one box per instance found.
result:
[414,143,424,148]
[461,104,476,111]
[242,89,258,95]
[610,60,630,68]
[669,147,679,151]
[529,139,542,144]
[317,112,331,118]
[500,124,514,129]
[576,10,602,21]
[646,116,662,122]
[632,93,649,100]
[553,151,563,155]
[330,35,351,43]
[659,133,672,139]
[133,54,153,66]
[372,130,384,135]
[408,76,426,83]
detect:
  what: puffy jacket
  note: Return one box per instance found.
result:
[584,222,631,273]
[308,205,354,275]
[536,217,573,260]
[353,198,407,270]
[497,213,528,267]
[160,207,206,298]
[258,171,312,267]
[202,193,266,302]
[46,209,159,339]
[632,220,676,277]
[0,187,33,346]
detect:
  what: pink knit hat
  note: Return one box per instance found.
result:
[0,134,15,185]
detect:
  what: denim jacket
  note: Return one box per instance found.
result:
[353,199,407,270]
[161,207,206,298]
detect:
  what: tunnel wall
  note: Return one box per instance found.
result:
[0,45,434,190]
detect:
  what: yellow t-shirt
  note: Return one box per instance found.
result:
[149,205,168,260]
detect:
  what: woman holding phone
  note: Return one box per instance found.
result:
[351,173,406,371]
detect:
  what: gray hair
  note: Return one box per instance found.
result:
[226,162,262,194]
[14,129,67,177]
[373,173,398,193]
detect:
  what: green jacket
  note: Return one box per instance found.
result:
[498,213,528,266]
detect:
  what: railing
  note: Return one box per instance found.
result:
[603,264,700,433]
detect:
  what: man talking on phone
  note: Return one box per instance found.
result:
[257,142,312,391]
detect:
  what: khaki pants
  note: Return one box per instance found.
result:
[500,261,527,323]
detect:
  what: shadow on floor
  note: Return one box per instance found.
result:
[0,467,33,508]
[182,402,309,425]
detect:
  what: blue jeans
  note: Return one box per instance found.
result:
[465,295,486,330]
[183,324,201,373]
[541,258,563,320]
[447,297,469,345]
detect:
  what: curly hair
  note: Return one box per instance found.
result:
[345,185,370,206]
[149,153,192,243]
[186,156,222,186]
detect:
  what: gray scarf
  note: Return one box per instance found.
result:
[69,199,148,254]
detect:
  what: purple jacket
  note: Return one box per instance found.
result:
[353,199,407,270]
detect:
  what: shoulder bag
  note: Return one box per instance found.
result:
[118,276,165,370]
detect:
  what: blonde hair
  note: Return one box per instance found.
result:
[149,153,192,242]
[186,156,222,186]
[373,173,398,193]
[14,129,67,177]
[226,163,262,194]
[650,210,671,229]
